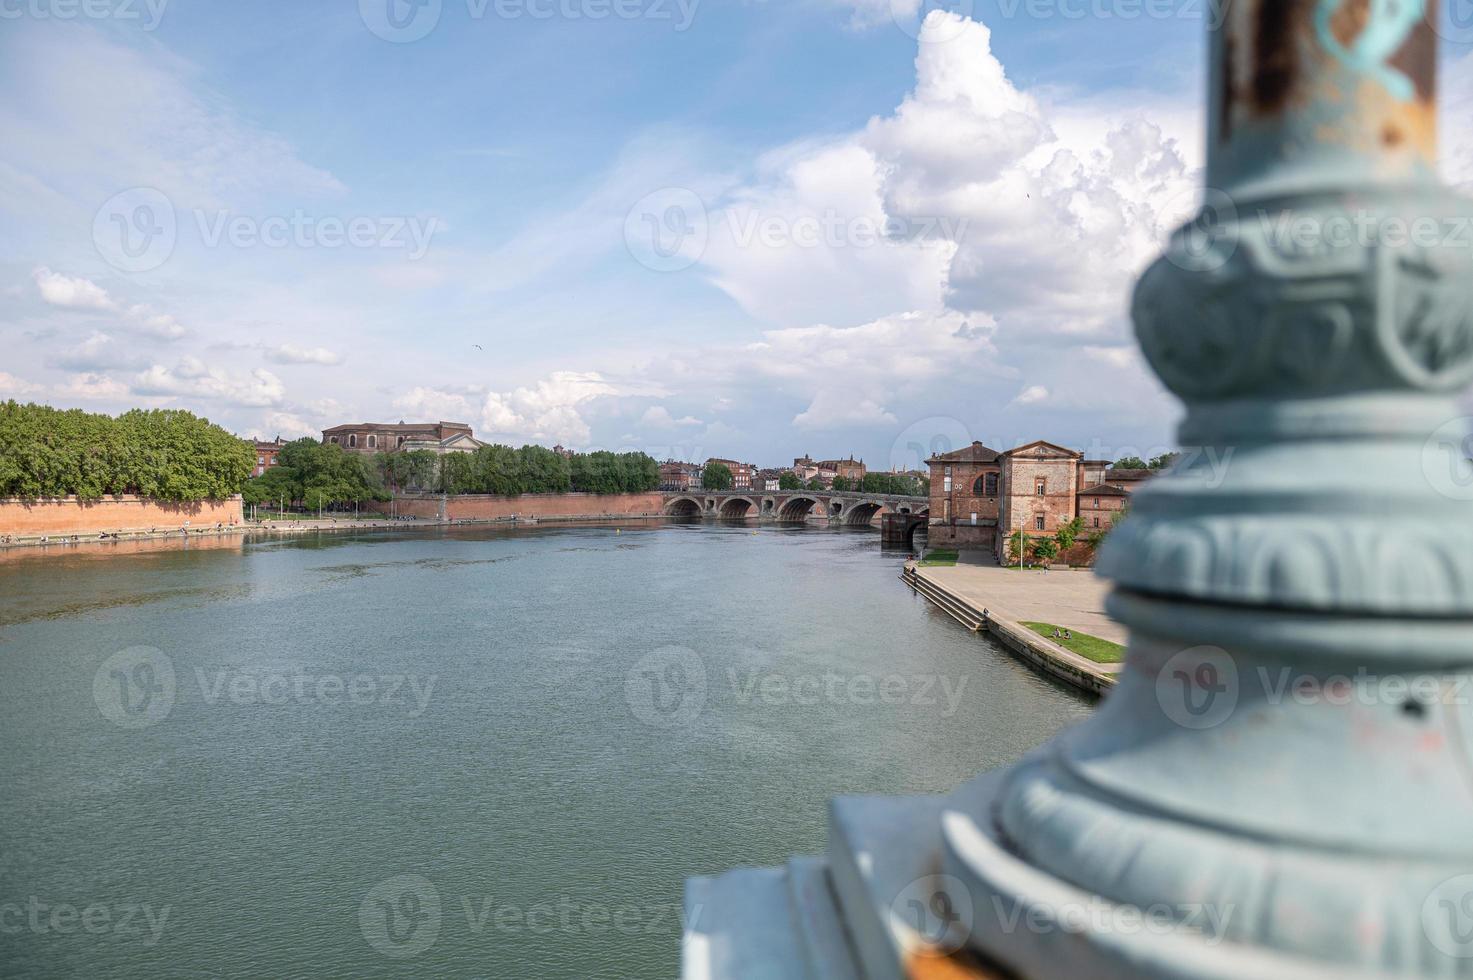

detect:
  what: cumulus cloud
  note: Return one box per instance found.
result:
[392,386,478,422]
[46,331,146,372]
[1009,385,1050,408]
[56,373,128,400]
[640,405,703,428]
[0,372,44,396]
[132,360,286,408]
[481,371,666,446]
[33,268,115,311]
[264,344,344,366]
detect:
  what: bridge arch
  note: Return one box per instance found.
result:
[776,495,822,522]
[717,496,757,519]
[664,496,703,517]
[843,500,886,527]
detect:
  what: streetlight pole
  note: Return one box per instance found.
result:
[683,7,1473,978]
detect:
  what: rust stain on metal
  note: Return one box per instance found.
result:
[905,949,1014,980]
[1250,0,1302,113]
[1328,0,1370,48]
[1386,14,1436,104]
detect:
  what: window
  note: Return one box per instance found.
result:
[1035,515,1046,531]
[330,436,339,444]
[1093,516,1101,527]
[944,466,951,476]
[985,472,998,496]
[270,455,277,465]
[943,476,952,492]
[367,435,377,449]
[1092,497,1100,509]
[1035,478,1047,496]
[398,436,406,447]
[972,476,985,494]
[257,455,265,465]
[349,434,357,447]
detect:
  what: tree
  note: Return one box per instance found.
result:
[0,401,253,502]
[1114,456,1149,470]
[1054,516,1084,554]
[831,475,854,492]
[1007,529,1029,566]
[805,477,825,491]
[1150,452,1179,470]
[702,462,734,490]
[1032,537,1059,563]
[778,471,802,491]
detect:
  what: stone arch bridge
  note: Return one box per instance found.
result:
[661,490,929,530]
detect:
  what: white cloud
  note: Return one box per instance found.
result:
[828,0,916,30]
[1009,385,1050,408]
[56,373,128,400]
[257,412,320,441]
[33,267,115,311]
[640,405,703,428]
[47,331,146,372]
[264,344,344,366]
[127,307,188,340]
[479,371,666,447]
[392,386,478,422]
[0,372,44,397]
[132,361,286,408]
[793,391,897,430]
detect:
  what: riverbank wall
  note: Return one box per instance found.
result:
[901,563,1117,697]
[0,495,243,542]
[394,492,666,523]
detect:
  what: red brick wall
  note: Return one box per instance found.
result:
[394,493,666,521]
[0,496,243,535]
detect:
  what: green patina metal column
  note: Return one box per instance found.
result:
[940,2,1473,976]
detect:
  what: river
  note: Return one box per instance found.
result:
[0,522,1092,978]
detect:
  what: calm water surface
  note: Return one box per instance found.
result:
[0,523,1092,978]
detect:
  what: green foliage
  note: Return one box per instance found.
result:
[1054,516,1084,553]
[830,475,854,492]
[376,450,440,492]
[857,472,926,496]
[1007,529,1029,566]
[1114,456,1148,470]
[777,471,802,491]
[1022,622,1125,664]
[1031,537,1059,562]
[703,462,734,491]
[260,438,388,509]
[1149,452,1179,470]
[805,477,825,491]
[0,401,252,501]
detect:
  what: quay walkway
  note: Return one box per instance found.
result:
[902,552,1121,697]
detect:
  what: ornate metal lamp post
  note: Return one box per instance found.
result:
[684,4,1473,978]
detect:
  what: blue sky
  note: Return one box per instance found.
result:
[2,0,1469,470]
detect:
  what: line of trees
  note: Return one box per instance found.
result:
[0,401,254,502]
[242,440,662,508]
[833,472,928,496]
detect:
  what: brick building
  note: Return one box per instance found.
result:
[705,458,754,489]
[322,421,484,455]
[659,460,703,490]
[251,439,284,478]
[926,440,1156,559]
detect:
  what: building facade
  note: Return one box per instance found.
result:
[322,421,484,455]
[705,458,754,490]
[251,439,284,478]
[926,440,1157,560]
[659,460,703,490]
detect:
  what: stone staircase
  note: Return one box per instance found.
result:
[900,565,985,632]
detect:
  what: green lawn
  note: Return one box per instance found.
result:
[917,549,958,567]
[1021,622,1125,664]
